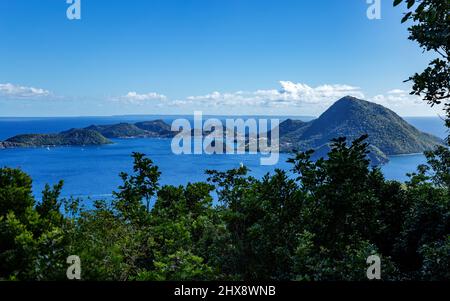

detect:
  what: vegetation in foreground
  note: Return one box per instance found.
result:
[0,0,449,281]
[0,136,449,281]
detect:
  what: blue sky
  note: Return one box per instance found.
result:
[0,0,444,116]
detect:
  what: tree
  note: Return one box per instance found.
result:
[393,2,450,252]
[394,0,450,133]
[0,168,67,280]
[0,168,34,219]
[113,152,161,223]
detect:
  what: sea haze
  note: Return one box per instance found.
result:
[0,116,447,201]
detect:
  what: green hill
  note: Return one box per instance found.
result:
[84,120,175,138]
[0,120,176,148]
[278,96,443,163]
[85,123,149,138]
[4,129,112,147]
[134,120,175,137]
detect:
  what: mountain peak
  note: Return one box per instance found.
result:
[336,95,363,102]
[331,95,374,109]
[278,96,443,165]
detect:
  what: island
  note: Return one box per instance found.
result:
[0,120,175,149]
[272,96,443,164]
[0,96,443,166]
[0,129,112,148]
[85,120,175,139]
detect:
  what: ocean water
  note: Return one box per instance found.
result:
[0,116,447,201]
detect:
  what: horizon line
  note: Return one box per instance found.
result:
[0,113,445,119]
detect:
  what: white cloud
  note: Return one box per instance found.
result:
[169,82,444,116]
[387,89,407,95]
[177,81,365,110]
[369,89,439,116]
[7,80,436,116]
[0,83,51,99]
[114,91,167,105]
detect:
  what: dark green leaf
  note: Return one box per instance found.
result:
[393,0,403,7]
[401,12,412,23]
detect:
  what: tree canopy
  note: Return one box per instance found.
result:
[0,1,448,281]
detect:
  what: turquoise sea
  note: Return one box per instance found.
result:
[0,116,447,201]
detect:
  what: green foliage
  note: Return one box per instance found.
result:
[0,171,68,280]
[134,250,213,281]
[0,168,34,218]
[419,236,450,280]
[1,0,449,282]
[394,0,450,135]
[1,139,449,281]
[114,152,161,218]
[421,146,450,190]
[65,200,143,280]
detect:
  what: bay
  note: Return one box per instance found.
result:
[0,116,446,201]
